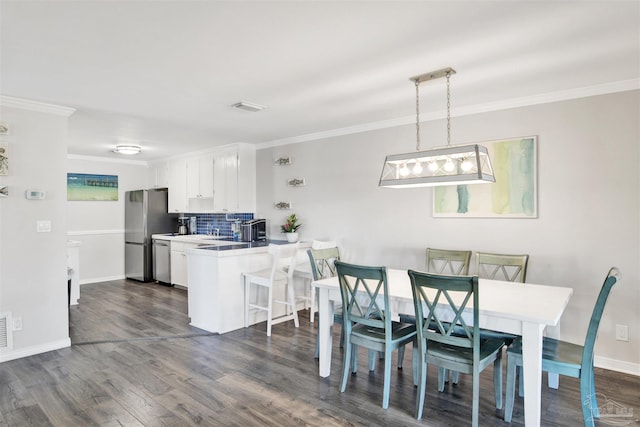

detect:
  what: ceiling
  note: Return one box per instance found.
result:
[1,1,638,162]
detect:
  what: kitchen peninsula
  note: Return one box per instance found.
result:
[154,234,310,334]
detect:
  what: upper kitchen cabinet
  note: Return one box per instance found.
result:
[148,161,169,189]
[213,143,256,213]
[167,158,188,213]
[166,143,255,213]
[186,154,215,212]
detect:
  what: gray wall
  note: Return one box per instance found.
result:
[66,157,149,283]
[256,91,640,374]
[0,102,72,361]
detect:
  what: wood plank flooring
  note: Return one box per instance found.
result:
[1,279,638,426]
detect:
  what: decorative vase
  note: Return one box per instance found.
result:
[286,232,298,243]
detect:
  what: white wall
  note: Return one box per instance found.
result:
[66,157,149,283]
[0,100,73,361]
[256,91,640,374]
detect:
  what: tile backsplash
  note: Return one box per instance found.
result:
[187,212,254,237]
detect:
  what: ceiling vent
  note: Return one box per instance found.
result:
[231,101,266,112]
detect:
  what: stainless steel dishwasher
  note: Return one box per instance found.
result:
[152,239,171,285]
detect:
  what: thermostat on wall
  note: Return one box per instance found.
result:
[25,189,46,200]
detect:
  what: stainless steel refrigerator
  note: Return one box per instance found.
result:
[125,188,178,282]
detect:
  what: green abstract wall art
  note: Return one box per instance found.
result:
[67,173,119,201]
[433,136,537,218]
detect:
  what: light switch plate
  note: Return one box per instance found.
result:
[37,220,51,233]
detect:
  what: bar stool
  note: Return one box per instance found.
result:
[243,242,300,336]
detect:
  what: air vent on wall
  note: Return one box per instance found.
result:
[231,101,266,112]
[0,312,12,350]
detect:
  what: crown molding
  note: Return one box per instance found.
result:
[257,79,640,150]
[0,95,76,117]
[67,153,148,166]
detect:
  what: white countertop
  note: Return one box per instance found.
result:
[151,233,244,246]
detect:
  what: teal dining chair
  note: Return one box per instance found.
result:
[408,270,505,425]
[398,248,472,372]
[437,251,531,387]
[504,267,619,426]
[335,261,417,409]
[308,246,343,357]
[476,252,529,283]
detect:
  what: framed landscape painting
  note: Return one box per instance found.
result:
[67,173,119,201]
[433,136,537,218]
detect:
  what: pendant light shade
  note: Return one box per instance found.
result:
[379,68,495,188]
[379,144,494,188]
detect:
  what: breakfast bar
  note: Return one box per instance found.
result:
[185,240,311,334]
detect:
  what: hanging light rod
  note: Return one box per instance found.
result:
[410,67,456,84]
[379,67,495,188]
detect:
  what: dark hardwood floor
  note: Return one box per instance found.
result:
[1,279,638,426]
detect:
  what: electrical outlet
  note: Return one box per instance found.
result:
[12,317,22,331]
[615,324,629,342]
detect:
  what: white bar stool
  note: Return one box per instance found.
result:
[243,242,300,336]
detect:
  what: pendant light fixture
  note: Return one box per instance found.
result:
[379,67,495,188]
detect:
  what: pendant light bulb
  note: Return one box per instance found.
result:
[461,158,473,172]
[444,158,455,172]
[413,161,423,175]
[399,163,410,177]
[428,161,439,172]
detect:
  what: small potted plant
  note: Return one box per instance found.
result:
[281,213,302,242]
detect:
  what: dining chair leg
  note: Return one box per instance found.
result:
[398,346,405,368]
[589,369,599,418]
[437,368,446,392]
[580,369,597,427]
[340,342,352,393]
[493,353,503,410]
[382,347,392,409]
[415,351,427,419]
[451,370,460,384]
[504,353,517,422]
[369,350,376,371]
[472,367,480,427]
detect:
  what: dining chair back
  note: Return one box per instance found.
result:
[295,240,338,322]
[504,267,619,426]
[335,260,417,409]
[308,245,344,358]
[243,242,300,337]
[476,252,529,282]
[408,270,505,425]
[426,248,472,275]
[398,248,472,368]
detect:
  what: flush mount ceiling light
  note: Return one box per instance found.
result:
[379,67,495,188]
[113,144,141,155]
[231,101,266,112]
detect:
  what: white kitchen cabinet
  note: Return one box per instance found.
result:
[167,158,188,213]
[186,154,215,212]
[148,161,169,189]
[166,143,255,213]
[170,241,203,288]
[187,154,214,199]
[212,143,255,212]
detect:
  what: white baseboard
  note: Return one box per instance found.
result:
[0,338,71,363]
[595,355,640,376]
[80,275,125,285]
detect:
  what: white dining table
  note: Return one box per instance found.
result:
[314,268,573,427]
